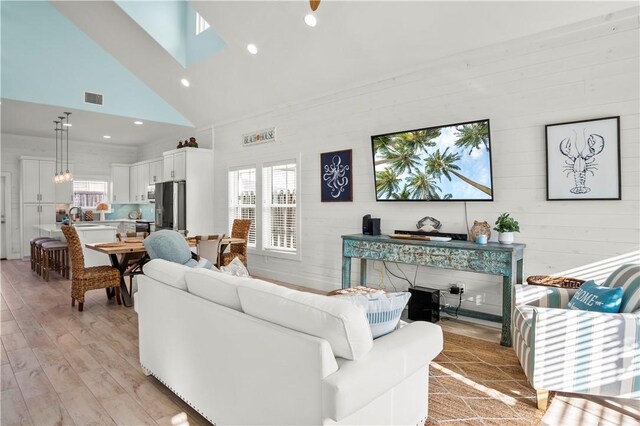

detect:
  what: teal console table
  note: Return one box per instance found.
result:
[341,234,525,347]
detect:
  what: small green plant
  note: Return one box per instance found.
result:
[494,213,520,233]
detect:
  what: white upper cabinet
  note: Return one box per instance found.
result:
[111,164,130,203]
[21,159,57,203]
[130,164,139,202]
[138,163,148,201]
[148,160,162,185]
[163,151,187,181]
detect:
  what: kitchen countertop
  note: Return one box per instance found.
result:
[37,223,118,233]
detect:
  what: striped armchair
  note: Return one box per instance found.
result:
[513,264,640,410]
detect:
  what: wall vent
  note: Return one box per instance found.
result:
[84,92,103,106]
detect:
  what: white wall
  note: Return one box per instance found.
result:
[0,133,137,258]
[212,8,640,317]
[136,126,213,161]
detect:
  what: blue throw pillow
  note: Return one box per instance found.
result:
[566,280,623,313]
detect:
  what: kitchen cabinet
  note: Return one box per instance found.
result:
[148,160,162,185]
[21,203,55,257]
[163,151,186,181]
[139,163,148,201]
[129,164,139,202]
[111,164,130,203]
[21,159,56,203]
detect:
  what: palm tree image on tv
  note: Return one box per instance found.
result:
[372,120,493,201]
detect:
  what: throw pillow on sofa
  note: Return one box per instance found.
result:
[333,292,411,338]
[221,257,250,277]
[566,280,623,313]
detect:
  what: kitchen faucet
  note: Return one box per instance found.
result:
[68,206,83,223]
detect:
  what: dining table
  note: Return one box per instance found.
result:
[85,237,245,307]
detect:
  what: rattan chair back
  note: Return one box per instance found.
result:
[230,219,252,258]
[61,225,86,278]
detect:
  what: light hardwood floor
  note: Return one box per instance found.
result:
[2,259,638,426]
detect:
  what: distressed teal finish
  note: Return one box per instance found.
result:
[341,234,525,347]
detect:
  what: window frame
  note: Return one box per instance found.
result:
[228,165,257,249]
[72,178,111,211]
[195,12,210,35]
[227,155,301,261]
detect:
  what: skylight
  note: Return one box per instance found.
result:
[196,12,210,35]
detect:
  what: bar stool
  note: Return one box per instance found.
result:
[30,237,54,272]
[33,238,57,277]
[41,241,69,282]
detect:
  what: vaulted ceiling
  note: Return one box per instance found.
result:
[1,1,634,146]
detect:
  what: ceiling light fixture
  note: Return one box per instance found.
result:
[304,13,317,27]
[247,44,258,55]
[52,112,73,184]
[134,121,143,125]
[181,78,190,87]
[103,135,111,139]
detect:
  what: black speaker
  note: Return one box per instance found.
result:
[408,287,440,323]
[362,215,381,236]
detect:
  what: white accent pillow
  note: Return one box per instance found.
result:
[334,292,411,338]
[238,286,373,360]
[142,259,191,290]
[221,257,250,277]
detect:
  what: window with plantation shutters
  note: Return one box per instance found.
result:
[73,180,108,209]
[228,168,256,248]
[262,161,297,253]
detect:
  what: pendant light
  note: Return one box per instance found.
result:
[53,120,60,183]
[63,112,73,182]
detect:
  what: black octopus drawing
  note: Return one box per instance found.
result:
[559,129,605,194]
[323,155,350,198]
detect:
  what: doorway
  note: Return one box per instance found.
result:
[1,172,12,260]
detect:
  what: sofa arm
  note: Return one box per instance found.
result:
[322,321,442,421]
[530,307,640,398]
[515,284,577,309]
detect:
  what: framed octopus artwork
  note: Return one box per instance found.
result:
[321,149,353,202]
[545,116,620,201]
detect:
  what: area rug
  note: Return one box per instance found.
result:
[426,331,554,425]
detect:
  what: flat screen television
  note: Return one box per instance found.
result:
[371,119,494,201]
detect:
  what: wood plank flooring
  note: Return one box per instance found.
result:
[0,260,210,426]
[2,259,638,426]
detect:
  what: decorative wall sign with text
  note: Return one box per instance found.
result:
[545,116,620,200]
[321,149,353,202]
[242,127,276,147]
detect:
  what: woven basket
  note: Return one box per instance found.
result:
[526,275,585,289]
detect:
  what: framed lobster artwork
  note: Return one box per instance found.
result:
[545,116,620,201]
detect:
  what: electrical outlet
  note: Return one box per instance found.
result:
[449,283,465,295]
[458,283,465,294]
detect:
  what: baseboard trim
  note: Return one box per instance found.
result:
[441,306,502,323]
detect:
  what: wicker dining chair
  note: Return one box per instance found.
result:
[61,225,121,312]
[220,219,252,266]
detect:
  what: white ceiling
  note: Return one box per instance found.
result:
[3,1,635,145]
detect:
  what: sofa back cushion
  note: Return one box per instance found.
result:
[238,286,373,360]
[603,264,640,313]
[185,269,290,311]
[143,259,191,290]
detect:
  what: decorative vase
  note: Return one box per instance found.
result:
[498,232,514,245]
[99,211,106,221]
[469,220,491,242]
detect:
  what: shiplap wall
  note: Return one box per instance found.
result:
[0,134,137,258]
[212,8,639,317]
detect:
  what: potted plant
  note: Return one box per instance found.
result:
[494,213,520,245]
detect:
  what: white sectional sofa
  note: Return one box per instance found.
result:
[135,259,443,425]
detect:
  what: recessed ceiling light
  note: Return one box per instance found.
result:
[247,44,258,55]
[134,121,143,125]
[103,135,111,139]
[304,14,317,27]
[181,78,190,87]
[63,123,72,127]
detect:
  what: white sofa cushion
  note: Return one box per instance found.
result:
[238,286,373,360]
[142,259,191,290]
[185,268,290,311]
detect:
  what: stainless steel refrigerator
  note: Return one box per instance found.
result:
[155,181,186,232]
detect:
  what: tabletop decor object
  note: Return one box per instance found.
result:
[321,149,352,202]
[96,202,109,221]
[494,212,520,245]
[546,116,620,200]
[469,220,491,242]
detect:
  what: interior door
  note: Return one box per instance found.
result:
[1,176,6,259]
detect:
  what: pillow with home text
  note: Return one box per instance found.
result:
[566,280,623,313]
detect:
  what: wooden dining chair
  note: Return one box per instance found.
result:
[195,234,225,267]
[221,219,252,267]
[61,225,121,312]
